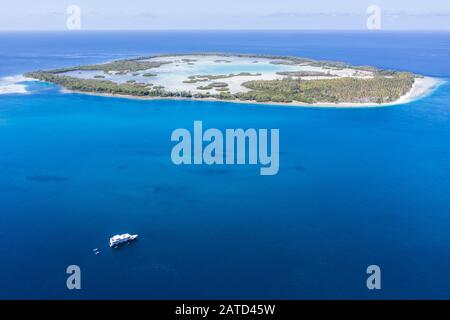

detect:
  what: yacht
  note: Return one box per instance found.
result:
[109,233,138,247]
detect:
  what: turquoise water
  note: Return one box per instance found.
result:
[1,31,450,299]
[195,62,290,74]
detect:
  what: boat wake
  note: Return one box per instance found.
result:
[0,75,30,95]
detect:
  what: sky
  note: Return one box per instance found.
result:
[0,0,449,30]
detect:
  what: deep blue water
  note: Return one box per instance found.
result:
[1,31,450,299]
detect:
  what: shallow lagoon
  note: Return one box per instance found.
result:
[57,54,367,95]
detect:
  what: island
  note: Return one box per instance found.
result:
[24,53,440,107]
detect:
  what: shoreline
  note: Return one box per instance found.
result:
[17,51,445,108]
[58,76,444,108]
[0,75,30,95]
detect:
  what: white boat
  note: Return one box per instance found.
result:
[109,233,138,247]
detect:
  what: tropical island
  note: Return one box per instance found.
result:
[24,53,440,107]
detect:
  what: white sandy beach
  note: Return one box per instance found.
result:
[394,76,442,105]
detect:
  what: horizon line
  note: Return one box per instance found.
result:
[1,28,450,32]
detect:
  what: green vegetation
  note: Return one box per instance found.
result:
[142,73,157,77]
[50,60,172,74]
[236,72,262,77]
[239,73,415,104]
[181,58,197,62]
[215,87,230,92]
[276,71,335,77]
[270,60,298,66]
[25,72,155,96]
[210,82,228,87]
[196,82,229,90]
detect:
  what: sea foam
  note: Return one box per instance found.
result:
[0,75,29,95]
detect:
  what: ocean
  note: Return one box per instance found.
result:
[0,31,450,299]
